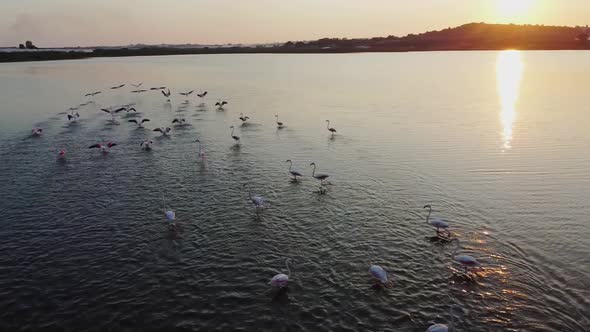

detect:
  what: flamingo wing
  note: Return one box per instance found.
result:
[89,144,102,149]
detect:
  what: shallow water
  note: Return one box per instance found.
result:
[0,52,589,331]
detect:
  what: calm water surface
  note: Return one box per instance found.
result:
[0,52,589,331]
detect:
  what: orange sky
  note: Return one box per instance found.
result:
[1,0,589,47]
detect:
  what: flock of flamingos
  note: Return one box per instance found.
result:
[28,82,481,332]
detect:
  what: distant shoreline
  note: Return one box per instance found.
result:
[3,22,589,63]
[2,46,590,63]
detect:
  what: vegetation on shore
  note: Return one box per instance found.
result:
[2,23,589,63]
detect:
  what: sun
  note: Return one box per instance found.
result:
[496,0,534,22]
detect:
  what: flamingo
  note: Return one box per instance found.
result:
[57,149,66,159]
[285,160,303,181]
[110,84,125,89]
[153,127,171,136]
[172,118,187,125]
[275,114,284,128]
[161,89,171,101]
[131,83,143,88]
[165,210,177,230]
[270,259,292,288]
[326,120,337,135]
[31,128,43,136]
[215,100,228,109]
[101,107,126,124]
[239,113,250,124]
[230,126,240,144]
[140,140,153,150]
[89,142,117,154]
[84,91,101,97]
[119,107,137,115]
[67,110,80,122]
[131,89,147,93]
[309,162,329,185]
[423,205,451,237]
[179,90,194,97]
[128,118,150,128]
[243,183,264,210]
[369,265,393,288]
[194,139,206,159]
[197,91,207,98]
[451,239,481,273]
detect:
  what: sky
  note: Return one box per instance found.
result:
[1,0,590,47]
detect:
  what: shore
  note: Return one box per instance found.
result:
[2,44,590,63]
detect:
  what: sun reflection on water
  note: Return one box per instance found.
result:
[496,50,523,151]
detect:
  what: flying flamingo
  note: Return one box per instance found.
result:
[172,118,187,125]
[31,128,43,136]
[128,118,150,128]
[230,126,240,144]
[285,160,303,181]
[131,83,143,88]
[153,127,171,136]
[239,113,250,124]
[369,265,393,288]
[84,91,101,97]
[57,149,66,159]
[179,90,194,98]
[140,140,153,150]
[451,239,481,274]
[275,114,284,128]
[326,120,337,135]
[270,259,292,288]
[193,139,206,159]
[243,183,264,210]
[89,142,117,154]
[110,84,125,90]
[101,107,126,124]
[423,205,451,237]
[197,91,208,98]
[67,110,80,122]
[215,100,228,109]
[161,89,171,101]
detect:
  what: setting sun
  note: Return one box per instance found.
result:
[496,0,535,22]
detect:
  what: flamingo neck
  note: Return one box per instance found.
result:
[312,165,316,177]
[231,128,234,136]
[288,161,292,172]
[326,121,330,129]
[426,209,431,224]
[285,259,291,276]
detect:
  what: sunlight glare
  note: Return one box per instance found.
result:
[496,50,523,151]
